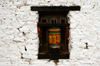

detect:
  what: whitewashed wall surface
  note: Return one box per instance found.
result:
[0,0,100,66]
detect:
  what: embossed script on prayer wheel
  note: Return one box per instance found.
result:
[49,27,61,48]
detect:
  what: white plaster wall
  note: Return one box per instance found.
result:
[0,0,100,66]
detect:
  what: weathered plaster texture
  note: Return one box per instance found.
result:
[0,0,100,66]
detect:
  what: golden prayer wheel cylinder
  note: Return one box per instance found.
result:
[48,27,61,48]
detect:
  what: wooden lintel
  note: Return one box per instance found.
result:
[31,6,81,11]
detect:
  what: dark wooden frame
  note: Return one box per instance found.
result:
[31,6,80,60]
[31,6,81,11]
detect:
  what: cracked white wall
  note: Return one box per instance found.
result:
[0,0,100,66]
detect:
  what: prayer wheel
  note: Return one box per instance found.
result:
[48,27,61,48]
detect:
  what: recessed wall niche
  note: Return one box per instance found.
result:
[31,6,80,60]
